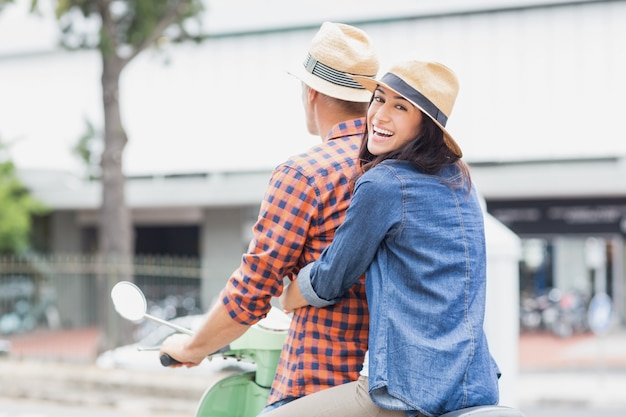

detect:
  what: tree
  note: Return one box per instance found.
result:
[0,0,17,12]
[49,0,205,348]
[0,140,48,254]
[54,0,204,264]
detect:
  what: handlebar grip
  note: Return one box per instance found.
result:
[160,353,181,367]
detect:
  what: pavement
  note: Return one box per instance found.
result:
[2,326,626,415]
[515,330,626,410]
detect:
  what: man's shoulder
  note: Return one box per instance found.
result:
[282,135,361,174]
[327,117,366,140]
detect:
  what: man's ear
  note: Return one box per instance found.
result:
[305,85,318,104]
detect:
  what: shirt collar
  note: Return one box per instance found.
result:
[325,117,366,142]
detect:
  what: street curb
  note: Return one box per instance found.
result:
[4,358,626,412]
[0,358,224,413]
[517,370,626,409]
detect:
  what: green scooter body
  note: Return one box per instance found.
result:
[195,309,289,417]
[195,371,269,417]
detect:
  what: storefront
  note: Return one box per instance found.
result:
[487,197,626,327]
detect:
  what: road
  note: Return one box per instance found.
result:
[0,398,189,417]
[521,405,626,417]
[1,398,626,417]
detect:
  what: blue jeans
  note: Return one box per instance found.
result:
[257,397,297,416]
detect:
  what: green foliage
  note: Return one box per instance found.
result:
[0,143,48,254]
[0,0,39,14]
[54,0,205,53]
[72,117,102,180]
[0,0,15,12]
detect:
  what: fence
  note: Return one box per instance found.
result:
[0,253,203,337]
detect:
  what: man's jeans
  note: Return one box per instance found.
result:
[256,397,297,416]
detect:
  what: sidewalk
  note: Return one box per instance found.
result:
[2,325,101,362]
[6,325,625,368]
[519,330,626,371]
[1,327,233,416]
[2,326,626,411]
[516,329,626,409]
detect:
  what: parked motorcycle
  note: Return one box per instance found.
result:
[111,281,526,417]
[520,288,588,338]
[551,289,589,338]
[0,275,61,335]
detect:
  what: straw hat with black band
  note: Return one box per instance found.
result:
[288,22,379,103]
[353,60,463,158]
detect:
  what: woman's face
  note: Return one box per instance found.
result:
[366,85,423,156]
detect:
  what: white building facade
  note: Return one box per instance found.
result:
[2,0,626,405]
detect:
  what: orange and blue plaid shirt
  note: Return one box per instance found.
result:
[220,118,370,404]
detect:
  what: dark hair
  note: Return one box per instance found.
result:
[357,108,471,189]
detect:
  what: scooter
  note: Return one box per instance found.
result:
[110,281,526,417]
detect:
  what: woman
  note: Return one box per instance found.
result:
[267,60,500,417]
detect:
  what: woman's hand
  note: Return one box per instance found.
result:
[279,278,310,313]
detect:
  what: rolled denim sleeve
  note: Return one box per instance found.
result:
[297,263,341,307]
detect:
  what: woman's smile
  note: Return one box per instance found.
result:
[366,86,423,155]
[372,125,394,139]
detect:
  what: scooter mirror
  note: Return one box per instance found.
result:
[111,281,147,322]
[110,280,195,336]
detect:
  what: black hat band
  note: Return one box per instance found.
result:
[382,73,448,127]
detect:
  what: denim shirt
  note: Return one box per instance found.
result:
[298,160,500,417]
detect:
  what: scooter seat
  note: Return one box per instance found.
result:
[438,405,526,417]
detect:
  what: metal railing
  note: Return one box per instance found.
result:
[0,253,203,336]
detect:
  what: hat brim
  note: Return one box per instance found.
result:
[352,75,463,158]
[288,64,374,103]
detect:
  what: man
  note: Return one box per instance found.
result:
[160,21,379,411]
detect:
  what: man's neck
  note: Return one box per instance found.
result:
[319,113,361,142]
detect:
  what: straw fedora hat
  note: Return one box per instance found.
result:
[288,22,379,103]
[353,60,463,157]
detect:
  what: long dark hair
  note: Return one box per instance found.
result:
[357,107,471,189]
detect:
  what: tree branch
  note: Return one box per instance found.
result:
[124,0,186,64]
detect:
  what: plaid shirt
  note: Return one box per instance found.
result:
[220,118,369,404]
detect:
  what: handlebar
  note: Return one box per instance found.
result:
[160,353,181,367]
